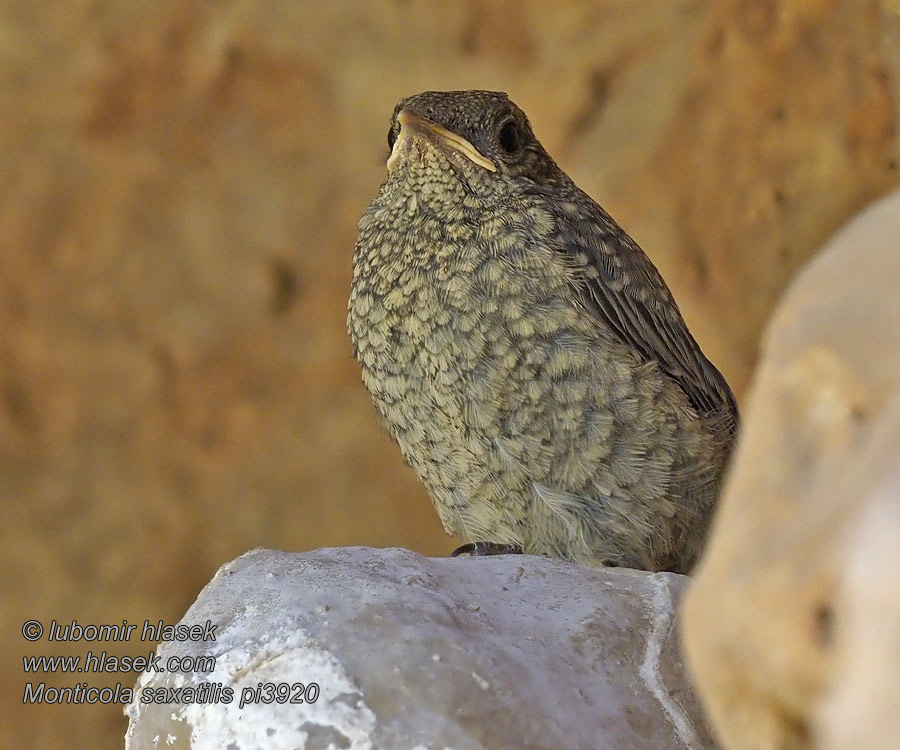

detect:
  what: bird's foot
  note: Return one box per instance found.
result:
[449,542,524,558]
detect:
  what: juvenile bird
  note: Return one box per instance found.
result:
[348,90,738,573]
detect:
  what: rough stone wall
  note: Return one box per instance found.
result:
[1,1,898,747]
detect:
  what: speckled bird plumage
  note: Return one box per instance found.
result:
[348,90,738,573]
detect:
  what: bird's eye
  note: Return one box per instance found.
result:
[388,125,397,150]
[498,121,519,153]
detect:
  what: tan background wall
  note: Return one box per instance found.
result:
[1,1,898,747]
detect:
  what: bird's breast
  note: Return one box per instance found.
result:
[349,202,624,466]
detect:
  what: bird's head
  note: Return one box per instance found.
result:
[382,90,563,203]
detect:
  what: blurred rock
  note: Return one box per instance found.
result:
[125,547,715,750]
[681,188,900,750]
[818,474,900,750]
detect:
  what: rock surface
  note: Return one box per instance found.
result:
[681,188,900,749]
[818,480,900,750]
[125,547,714,750]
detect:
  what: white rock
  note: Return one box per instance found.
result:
[818,456,900,750]
[125,547,714,750]
[681,188,900,750]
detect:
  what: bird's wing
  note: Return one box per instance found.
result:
[544,190,738,433]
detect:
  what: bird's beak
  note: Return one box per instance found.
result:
[387,109,497,173]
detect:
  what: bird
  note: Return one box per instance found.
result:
[348,90,738,573]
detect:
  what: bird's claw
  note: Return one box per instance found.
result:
[450,542,524,558]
